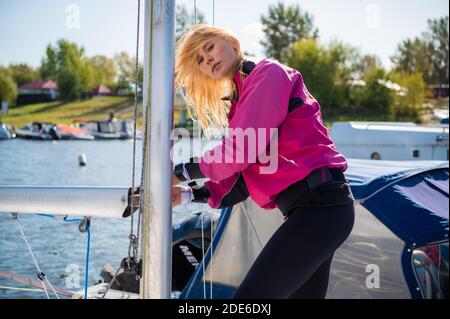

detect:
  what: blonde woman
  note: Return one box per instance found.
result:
[172,24,354,299]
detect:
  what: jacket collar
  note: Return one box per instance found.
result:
[232,59,257,100]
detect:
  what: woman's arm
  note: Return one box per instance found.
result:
[172,172,249,209]
[173,158,205,183]
[198,62,292,182]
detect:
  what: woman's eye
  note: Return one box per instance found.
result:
[208,44,214,52]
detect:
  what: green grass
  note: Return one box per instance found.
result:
[1,96,136,128]
[0,96,189,130]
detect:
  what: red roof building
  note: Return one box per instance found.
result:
[17,80,59,105]
[19,80,57,91]
[90,85,113,96]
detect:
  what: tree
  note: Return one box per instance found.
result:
[8,63,39,87]
[39,39,93,101]
[176,4,206,40]
[113,51,143,94]
[362,69,394,115]
[424,16,449,85]
[390,72,425,121]
[89,55,117,88]
[357,55,382,79]
[260,2,318,62]
[115,52,135,91]
[391,16,449,86]
[285,39,358,114]
[391,38,434,84]
[57,66,82,101]
[0,69,18,105]
[39,45,58,80]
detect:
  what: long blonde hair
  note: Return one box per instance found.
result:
[175,24,244,133]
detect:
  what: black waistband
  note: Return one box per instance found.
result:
[276,167,347,215]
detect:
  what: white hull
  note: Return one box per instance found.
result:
[331,121,449,160]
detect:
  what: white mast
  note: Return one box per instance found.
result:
[140,0,175,299]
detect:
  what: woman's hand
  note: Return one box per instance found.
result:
[172,185,195,207]
[172,172,181,185]
[172,185,182,207]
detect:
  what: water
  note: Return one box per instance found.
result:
[0,138,217,298]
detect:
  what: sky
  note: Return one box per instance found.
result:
[0,0,448,70]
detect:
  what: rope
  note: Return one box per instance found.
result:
[191,0,217,299]
[100,265,122,299]
[136,0,151,263]
[129,0,141,263]
[29,214,91,299]
[102,0,143,298]
[11,213,60,299]
[131,0,144,272]
[40,280,50,299]
[84,222,91,299]
[209,208,213,299]
[136,55,149,264]
[200,212,206,298]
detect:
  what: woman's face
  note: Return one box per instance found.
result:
[197,36,239,80]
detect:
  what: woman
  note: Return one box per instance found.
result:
[172,24,355,299]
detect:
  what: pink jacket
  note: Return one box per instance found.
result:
[199,59,348,210]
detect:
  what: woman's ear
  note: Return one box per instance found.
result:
[229,37,240,52]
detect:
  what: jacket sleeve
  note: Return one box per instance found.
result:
[203,173,249,209]
[198,62,292,182]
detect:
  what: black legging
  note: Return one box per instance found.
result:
[233,203,355,299]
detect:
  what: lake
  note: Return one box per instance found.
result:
[0,138,219,298]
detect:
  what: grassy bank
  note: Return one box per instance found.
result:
[0,96,188,129]
[0,96,137,128]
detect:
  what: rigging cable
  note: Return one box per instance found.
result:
[129,0,142,265]
[200,212,206,298]
[31,214,91,299]
[84,221,91,299]
[11,213,60,299]
[210,0,216,299]
[192,0,216,299]
[101,0,143,298]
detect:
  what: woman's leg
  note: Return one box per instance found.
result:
[232,203,354,299]
[287,255,333,299]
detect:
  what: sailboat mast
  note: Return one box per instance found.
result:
[140,0,175,299]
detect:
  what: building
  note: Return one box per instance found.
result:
[17,80,59,105]
[428,84,449,98]
[89,85,113,96]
